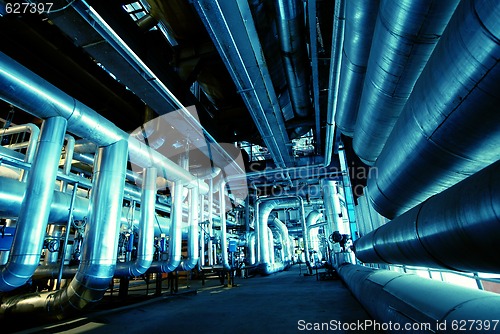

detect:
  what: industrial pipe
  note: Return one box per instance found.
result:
[160,181,184,273]
[367,0,500,218]
[274,0,311,118]
[115,167,157,277]
[353,0,459,165]
[355,159,500,274]
[178,185,200,271]
[219,180,230,270]
[337,263,500,333]
[271,218,291,265]
[248,232,256,265]
[0,117,67,291]
[334,0,379,136]
[0,52,208,194]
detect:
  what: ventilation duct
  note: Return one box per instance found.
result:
[355,160,500,274]
[367,0,500,218]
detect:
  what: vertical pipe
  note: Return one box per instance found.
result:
[160,181,183,272]
[0,116,67,291]
[178,185,200,270]
[48,139,128,314]
[199,193,206,266]
[207,178,214,266]
[220,181,230,270]
[60,134,76,192]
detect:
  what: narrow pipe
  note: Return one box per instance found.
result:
[248,232,256,265]
[178,186,200,271]
[355,159,500,274]
[207,178,214,266]
[337,263,500,332]
[60,134,76,192]
[160,181,183,273]
[219,180,230,270]
[305,210,323,256]
[267,227,275,265]
[0,117,67,291]
[271,218,290,264]
[0,123,40,182]
[324,0,345,166]
[367,0,500,218]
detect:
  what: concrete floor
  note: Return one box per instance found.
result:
[11,265,382,334]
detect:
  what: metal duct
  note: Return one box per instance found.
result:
[271,218,291,264]
[324,0,345,166]
[337,263,500,333]
[160,181,184,273]
[0,117,67,291]
[115,167,157,277]
[367,0,500,218]
[178,185,200,271]
[0,52,208,194]
[46,140,128,315]
[355,159,500,274]
[354,0,459,165]
[334,0,379,136]
[275,0,311,118]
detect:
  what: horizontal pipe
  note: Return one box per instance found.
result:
[0,52,208,194]
[355,160,500,273]
[337,263,500,333]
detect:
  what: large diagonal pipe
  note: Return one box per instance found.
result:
[355,159,500,274]
[0,52,208,194]
[353,0,459,165]
[0,117,67,291]
[367,0,500,218]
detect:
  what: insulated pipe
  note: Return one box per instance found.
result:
[0,52,209,194]
[0,117,67,291]
[355,159,500,274]
[274,0,311,118]
[271,218,290,263]
[177,186,200,271]
[219,180,231,270]
[305,210,323,255]
[60,134,76,192]
[353,0,459,165]
[207,178,214,266]
[337,263,500,332]
[0,123,40,182]
[248,232,256,265]
[322,180,345,235]
[46,140,128,315]
[256,196,307,273]
[334,0,379,136]
[115,167,157,277]
[199,192,206,266]
[160,181,184,273]
[368,0,500,218]
[267,227,275,265]
[324,0,345,166]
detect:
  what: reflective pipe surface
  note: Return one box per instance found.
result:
[178,185,200,271]
[353,0,459,165]
[115,167,157,277]
[355,160,500,273]
[60,134,76,192]
[0,52,208,194]
[47,140,128,315]
[368,0,500,218]
[305,210,323,255]
[275,0,311,118]
[219,181,231,270]
[272,218,291,264]
[160,181,184,272]
[334,0,379,136]
[324,0,345,167]
[248,232,256,265]
[0,117,67,291]
[337,263,500,332]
